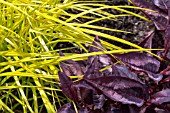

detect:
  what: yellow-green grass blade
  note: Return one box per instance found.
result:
[78,28,162,58]
[69,23,132,33]
[72,3,150,21]
[84,14,131,25]
[0,98,14,113]
[56,49,162,62]
[16,58,56,113]
[10,66,34,113]
[0,85,61,91]
[0,0,32,19]
[33,77,56,113]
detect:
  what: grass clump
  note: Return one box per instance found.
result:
[0,0,151,112]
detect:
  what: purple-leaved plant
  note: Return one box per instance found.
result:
[57,0,170,112]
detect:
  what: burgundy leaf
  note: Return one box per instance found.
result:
[58,71,78,102]
[131,0,168,30]
[151,89,170,105]
[153,0,170,11]
[59,51,86,76]
[114,52,163,82]
[57,102,75,113]
[84,76,149,107]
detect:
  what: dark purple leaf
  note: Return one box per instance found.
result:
[167,51,170,59]
[105,104,127,113]
[85,55,113,79]
[115,53,160,73]
[112,65,145,84]
[57,102,75,113]
[85,37,113,79]
[78,108,101,113]
[139,106,156,113]
[114,52,163,82]
[59,68,105,109]
[59,51,86,76]
[128,105,140,113]
[131,0,168,30]
[148,11,168,31]
[72,82,94,106]
[153,0,170,11]
[85,56,101,79]
[164,25,170,57]
[161,76,170,89]
[159,103,170,112]
[88,36,104,52]
[58,71,78,102]
[146,72,163,82]
[93,94,105,109]
[138,30,154,49]
[151,89,170,105]
[74,80,106,109]
[154,107,170,113]
[84,76,149,107]
[104,103,140,113]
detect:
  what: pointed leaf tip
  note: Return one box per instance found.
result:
[94,36,100,42]
[89,36,104,52]
[58,71,78,102]
[59,51,64,56]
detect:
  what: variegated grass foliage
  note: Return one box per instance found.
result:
[0,0,154,112]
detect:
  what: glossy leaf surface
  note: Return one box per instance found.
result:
[151,89,170,104]
[114,52,163,82]
[84,76,149,107]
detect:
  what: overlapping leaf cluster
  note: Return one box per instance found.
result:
[57,0,170,112]
[58,37,170,112]
[131,0,170,58]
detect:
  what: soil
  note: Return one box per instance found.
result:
[56,0,163,52]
